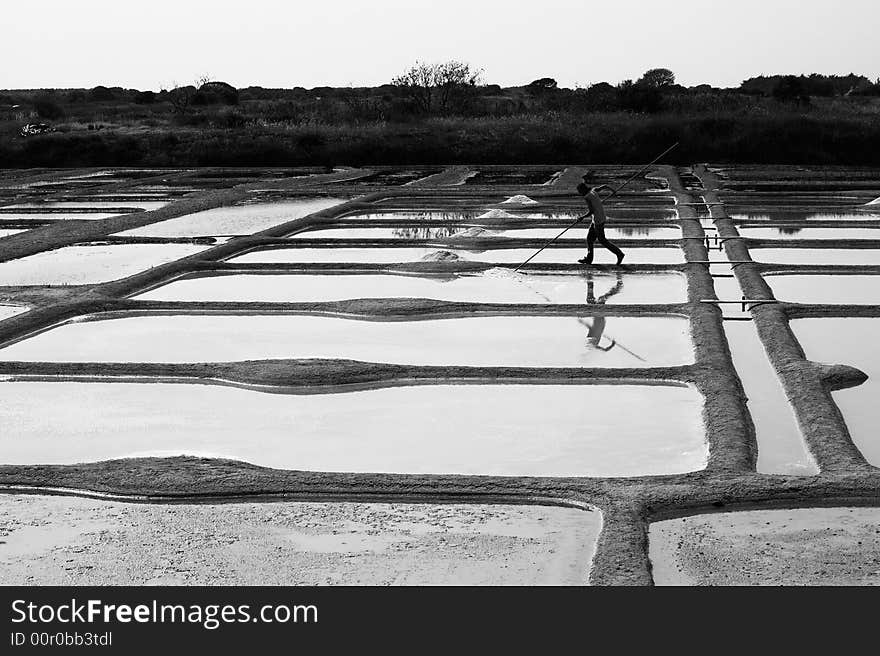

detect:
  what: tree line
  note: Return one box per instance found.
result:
[4,63,878,125]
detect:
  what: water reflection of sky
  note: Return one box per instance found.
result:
[340,209,677,223]
[732,211,880,222]
[0,381,705,477]
[136,270,688,305]
[292,225,680,240]
[356,170,440,185]
[793,318,880,467]
[765,275,880,305]
[464,170,560,186]
[739,227,880,239]
[341,211,480,222]
[0,314,695,369]
[750,249,880,266]
[228,246,684,265]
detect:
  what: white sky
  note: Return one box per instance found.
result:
[2,0,878,90]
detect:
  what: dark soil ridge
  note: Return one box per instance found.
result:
[0,359,694,390]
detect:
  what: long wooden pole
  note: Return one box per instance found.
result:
[512,142,680,272]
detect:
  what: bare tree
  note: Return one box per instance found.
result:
[392,61,437,113]
[392,60,483,114]
[435,61,483,113]
[166,74,212,114]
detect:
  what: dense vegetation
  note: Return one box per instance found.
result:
[2,67,879,167]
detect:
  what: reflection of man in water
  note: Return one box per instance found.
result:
[579,270,624,352]
[576,174,625,266]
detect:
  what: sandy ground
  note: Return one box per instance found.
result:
[0,495,600,586]
[649,507,880,585]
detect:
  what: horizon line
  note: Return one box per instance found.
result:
[3,70,878,94]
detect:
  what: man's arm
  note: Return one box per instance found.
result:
[578,193,597,222]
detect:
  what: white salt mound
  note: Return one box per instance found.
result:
[482,267,525,280]
[543,171,563,186]
[448,227,495,239]
[501,195,539,205]
[477,209,519,220]
[421,250,461,262]
[645,174,669,191]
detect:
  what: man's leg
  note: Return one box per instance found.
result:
[595,226,625,265]
[583,226,597,264]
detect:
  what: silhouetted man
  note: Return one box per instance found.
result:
[576,175,625,266]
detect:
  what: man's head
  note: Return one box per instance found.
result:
[578,170,597,196]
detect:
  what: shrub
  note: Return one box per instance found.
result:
[168,85,197,114]
[134,91,156,104]
[638,68,676,89]
[617,80,663,113]
[193,81,239,106]
[214,110,247,129]
[772,76,811,105]
[88,86,117,102]
[33,95,65,120]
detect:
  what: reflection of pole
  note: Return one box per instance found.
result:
[493,268,647,362]
[517,275,553,304]
[581,270,645,362]
[577,316,647,362]
[608,339,647,362]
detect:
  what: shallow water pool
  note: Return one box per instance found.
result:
[290,225,681,241]
[334,211,480,223]
[0,244,209,286]
[498,226,681,240]
[117,199,346,238]
[7,201,167,212]
[724,322,816,475]
[291,226,474,239]
[738,227,880,240]
[227,246,684,265]
[134,271,688,305]
[751,248,880,266]
[0,212,130,222]
[0,315,694,368]
[731,211,880,222]
[792,318,880,466]
[343,209,677,222]
[0,382,706,477]
[765,275,880,304]
[0,305,27,322]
